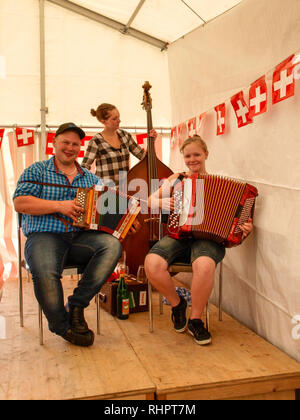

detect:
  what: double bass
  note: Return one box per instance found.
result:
[123,82,173,276]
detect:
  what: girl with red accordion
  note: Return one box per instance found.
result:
[145,135,253,345]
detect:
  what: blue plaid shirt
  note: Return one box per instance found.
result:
[13,157,102,237]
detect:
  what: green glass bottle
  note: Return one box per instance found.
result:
[117,274,129,320]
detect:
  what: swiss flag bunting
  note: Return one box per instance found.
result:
[16,128,35,147]
[0,128,4,149]
[177,122,188,148]
[187,117,196,137]
[272,54,295,104]
[46,132,56,155]
[249,76,267,117]
[214,104,226,135]
[231,92,253,128]
[136,133,148,150]
[170,126,177,149]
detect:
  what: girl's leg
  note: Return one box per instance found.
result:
[190,256,216,319]
[145,254,180,307]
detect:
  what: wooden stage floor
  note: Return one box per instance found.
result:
[1,277,300,400]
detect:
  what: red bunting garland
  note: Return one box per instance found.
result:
[0,128,4,149]
[215,103,226,136]
[272,54,295,104]
[171,53,298,146]
[249,76,267,117]
[16,128,35,147]
[231,91,253,128]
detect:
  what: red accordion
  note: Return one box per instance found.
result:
[167,174,258,247]
[73,186,141,241]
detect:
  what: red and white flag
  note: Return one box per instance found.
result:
[136,133,148,150]
[177,122,188,148]
[78,136,93,158]
[272,54,295,104]
[214,104,226,136]
[16,128,35,147]
[170,126,178,149]
[0,128,4,149]
[187,117,196,137]
[196,113,206,135]
[231,92,253,128]
[46,132,56,155]
[249,76,267,117]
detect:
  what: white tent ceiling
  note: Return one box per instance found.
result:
[50,0,243,46]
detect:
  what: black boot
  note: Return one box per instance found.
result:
[62,328,94,347]
[69,305,89,334]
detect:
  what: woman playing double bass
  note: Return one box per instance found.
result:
[81,103,158,187]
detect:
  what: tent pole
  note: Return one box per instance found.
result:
[39,0,48,160]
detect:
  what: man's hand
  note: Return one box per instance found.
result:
[127,218,142,236]
[58,200,84,222]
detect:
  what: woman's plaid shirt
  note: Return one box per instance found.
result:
[81,129,144,187]
[13,157,101,236]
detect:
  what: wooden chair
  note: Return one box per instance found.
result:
[17,213,101,345]
[148,260,223,333]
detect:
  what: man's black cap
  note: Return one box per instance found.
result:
[55,123,85,140]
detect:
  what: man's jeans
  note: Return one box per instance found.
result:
[25,231,122,336]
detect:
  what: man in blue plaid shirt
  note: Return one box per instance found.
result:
[13,123,122,347]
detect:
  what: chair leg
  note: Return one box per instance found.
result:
[19,272,24,328]
[205,302,210,331]
[38,304,43,346]
[96,294,100,335]
[148,280,153,333]
[219,262,223,321]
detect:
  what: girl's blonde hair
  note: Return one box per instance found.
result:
[180,135,208,154]
[90,103,116,122]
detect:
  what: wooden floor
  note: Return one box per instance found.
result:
[1,277,300,400]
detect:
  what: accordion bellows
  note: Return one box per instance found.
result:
[167,174,258,247]
[74,186,141,241]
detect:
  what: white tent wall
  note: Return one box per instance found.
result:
[44,2,171,127]
[0,0,171,126]
[167,0,300,361]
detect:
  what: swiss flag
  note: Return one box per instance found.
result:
[231,92,253,128]
[177,122,188,148]
[187,117,196,137]
[272,54,295,104]
[0,128,4,149]
[214,104,226,136]
[170,126,178,149]
[197,113,206,135]
[249,76,267,117]
[78,136,93,158]
[46,133,93,157]
[136,133,148,150]
[16,128,35,147]
[46,132,56,155]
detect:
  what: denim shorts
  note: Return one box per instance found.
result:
[148,235,225,266]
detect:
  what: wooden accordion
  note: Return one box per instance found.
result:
[73,186,141,241]
[167,174,258,247]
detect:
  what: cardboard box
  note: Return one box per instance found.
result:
[98,281,148,316]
